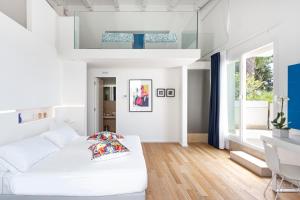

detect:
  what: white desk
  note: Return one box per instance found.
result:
[261,132,300,192]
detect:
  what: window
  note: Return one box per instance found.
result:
[227,61,241,138]
[243,47,273,148]
[228,43,274,149]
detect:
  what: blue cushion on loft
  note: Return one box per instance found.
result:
[133,34,145,49]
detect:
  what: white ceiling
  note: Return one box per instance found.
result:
[47,0,211,15]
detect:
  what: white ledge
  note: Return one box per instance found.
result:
[59,49,201,68]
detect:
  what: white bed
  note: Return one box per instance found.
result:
[1,135,147,198]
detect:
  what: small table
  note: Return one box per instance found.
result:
[261,132,300,192]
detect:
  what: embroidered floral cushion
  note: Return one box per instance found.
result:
[88,140,129,160]
[87,131,124,141]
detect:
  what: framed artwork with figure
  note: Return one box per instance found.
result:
[129,79,152,112]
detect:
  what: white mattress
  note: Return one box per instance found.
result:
[2,136,147,196]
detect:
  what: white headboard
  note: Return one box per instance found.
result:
[0,112,52,146]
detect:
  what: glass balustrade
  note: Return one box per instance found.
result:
[74,11,198,49]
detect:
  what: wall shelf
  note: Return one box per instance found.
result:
[17,107,53,124]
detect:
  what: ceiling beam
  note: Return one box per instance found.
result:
[140,0,147,11]
[46,0,66,16]
[81,0,94,11]
[113,0,120,11]
[55,0,65,6]
[167,0,181,11]
[193,0,211,10]
[47,0,59,7]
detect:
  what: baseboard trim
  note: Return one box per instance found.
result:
[188,133,208,143]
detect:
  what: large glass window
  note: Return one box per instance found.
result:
[227,61,241,138]
[244,53,273,148]
[228,43,274,149]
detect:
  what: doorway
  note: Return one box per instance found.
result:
[187,69,210,143]
[227,43,274,149]
[94,77,116,133]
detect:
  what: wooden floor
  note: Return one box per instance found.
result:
[142,143,300,200]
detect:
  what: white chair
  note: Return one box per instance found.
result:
[262,138,300,199]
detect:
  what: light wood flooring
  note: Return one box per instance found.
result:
[142,143,300,200]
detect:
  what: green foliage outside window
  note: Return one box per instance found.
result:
[234,56,273,102]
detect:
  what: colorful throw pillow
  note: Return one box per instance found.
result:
[87,131,124,141]
[89,140,129,160]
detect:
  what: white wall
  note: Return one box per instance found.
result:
[87,67,181,142]
[60,61,87,105]
[198,0,229,56]
[0,112,53,145]
[0,11,60,111]
[55,61,87,135]
[56,16,74,55]
[200,0,300,108]
[28,0,57,46]
[0,1,61,144]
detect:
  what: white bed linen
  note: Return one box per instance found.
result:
[2,136,147,196]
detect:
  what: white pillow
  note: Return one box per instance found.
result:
[43,125,79,148]
[0,136,60,173]
[49,120,67,130]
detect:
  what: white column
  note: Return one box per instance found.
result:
[219,51,228,149]
[181,65,188,147]
[240,54,247,144]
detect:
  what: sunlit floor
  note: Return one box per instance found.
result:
[143,143,300,200]
[232,129,272,148]
[244,129,272,148]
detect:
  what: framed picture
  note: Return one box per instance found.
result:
[166,89,175,97]
[129,79,152,112]
[156,88,165,97]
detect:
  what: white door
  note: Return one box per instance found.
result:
[228,44,274,149]
[99,79,104,131]
[94,78,104,133]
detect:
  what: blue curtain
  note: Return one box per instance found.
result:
[133,34,145,49]
[208,52,220,148]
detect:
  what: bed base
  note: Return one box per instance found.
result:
[0,191,145,200]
